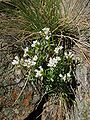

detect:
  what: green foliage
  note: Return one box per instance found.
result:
[11,0,67,32]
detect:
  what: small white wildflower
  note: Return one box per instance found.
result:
[15,56,19,60]
[12,60,18,65]
[47,57,60,68]
[64,52,68,56]
[53,58,58,64]
[23,58,31,67]
[42,27,51,40]
[54,47,60,54]
[69,52,74,57]
[59,74,63,78]
[35,72,41,78]
[33,55,38,61]
[67,73,71,77]
[25,58,31,64]
[39,66,43,71]
[24,47,28,53]
[47,57,57,67]
[35,66,43,78]
[62,75,66,81]
[31,40,40,47]
[12,56,19,65]
[42,27,50,35]
[54,46,63,54]
[23,47,29,57]
[45,35,50,40]
[31,61,36,66]
[64,52,74,59]
[56,56,61,61]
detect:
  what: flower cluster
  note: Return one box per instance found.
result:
[12,56,19,65]
[12,47,38,69]
[12,27,79,100]
[47,57,61,67]
[54,46,63,54]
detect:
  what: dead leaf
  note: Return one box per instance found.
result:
[11,90,18,101]
[22,91,33,107]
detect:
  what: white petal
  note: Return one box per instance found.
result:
[45,35,49,40]
[31,44,35,47]
[59,74,63,78]
[12,60,19,65]
[15,56,19,60]
[56,57,61,61]
[24,47,28,52]
[33,55,38,61]
[64,52,68,56]
[67,73,71,77]
[31,61,36,65]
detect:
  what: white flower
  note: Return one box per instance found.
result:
[33,55,38,61]
[39,66,43,71]
[23,58,31,67]
[56,56,61,61]
[24,58,36,67]
[35,66,43,78]
[67,73,71,77]
[69,52,74,58]
[54,46,63,54]
[59,74,63,78]
[54,47,60,54]
[64,52,68,56]
[47,57,57,67]
[62,75,66,81]
[20,58,24,64]
[31,61,36,66]
[42,27,50,35]
[25,58,31,64]
[47,57,55,67]
[31,40,40,47]
[45,35,50,40]
[24,47,28,53]
[15,56,19,60]
[53,58,58,64]
[23,47,29,57]
[64,52,74,59]
[42,27,51,40]
[12,60,19,65]
[12,56,19,65]
[47,56,61,68]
